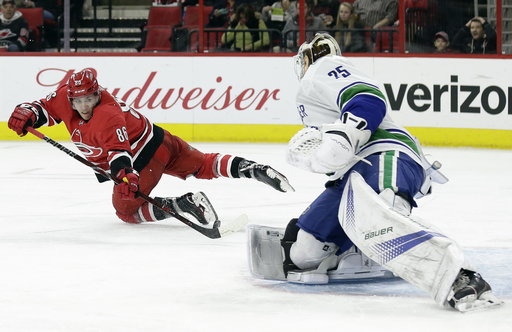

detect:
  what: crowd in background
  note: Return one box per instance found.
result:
[0,0,499,53]
[151,0,498,54]
[0,0,84,52]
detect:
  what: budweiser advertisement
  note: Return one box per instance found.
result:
[0,56,511,131]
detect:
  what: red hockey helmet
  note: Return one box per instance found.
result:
[67,70,99,99]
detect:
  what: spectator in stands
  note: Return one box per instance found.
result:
[15,0,59,48]
[261,0,297,31]
[433,31,451,53]
[221,3,270,51]
[0,0,29,51]
[314,0,340,29]
[353,0,398,29]
[451,16,497,54]
[280,0,326,52]
[333,1,367,53]
[206,0,250,28]
[15,1,56,21]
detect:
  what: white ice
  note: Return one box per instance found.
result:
[1,141,511,332]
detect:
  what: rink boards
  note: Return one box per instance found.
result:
[0,55,511,149]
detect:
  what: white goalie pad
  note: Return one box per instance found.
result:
[327,246,395,281]
[247,225,394,284]
[247,225,287,281]
[287,246,394,284]
[339,171,473,306]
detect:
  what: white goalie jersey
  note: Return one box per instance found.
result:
[289,55,429,182]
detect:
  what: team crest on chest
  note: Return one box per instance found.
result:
[71,129,103,157]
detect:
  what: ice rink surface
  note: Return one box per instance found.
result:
[1,140,511,332]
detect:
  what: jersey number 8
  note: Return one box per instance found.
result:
[116,127,129,142]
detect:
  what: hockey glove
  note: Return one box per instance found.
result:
[115,168,140,201]
[8,104,37,137]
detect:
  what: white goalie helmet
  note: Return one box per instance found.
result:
[293,33,342,81]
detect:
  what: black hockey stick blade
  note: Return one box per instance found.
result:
[26,127,248,239]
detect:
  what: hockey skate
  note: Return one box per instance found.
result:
[447,269,504,312]
[239,162,295,193]
[161,192,218,226]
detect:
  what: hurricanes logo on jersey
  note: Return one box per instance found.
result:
[0,29,16,39]
[71,129,103,157]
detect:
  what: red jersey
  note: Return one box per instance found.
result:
[27,85,164,181]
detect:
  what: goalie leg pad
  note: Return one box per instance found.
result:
[327,246,395,281]
[247,223,397,284]
[339,171,473,306]
[290,229,339,270]
[287,245,394,284]
[247,224,287,281]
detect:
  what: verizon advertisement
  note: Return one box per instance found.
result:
[0,56,511,130]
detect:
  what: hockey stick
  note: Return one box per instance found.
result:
[26,127,248,239]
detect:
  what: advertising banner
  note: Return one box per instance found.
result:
[0,55,510,147]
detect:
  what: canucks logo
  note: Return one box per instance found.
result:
[297,104,307,121]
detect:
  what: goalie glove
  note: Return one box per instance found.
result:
[286,127,327,173]
[8,104,38,137]
[286,113,371,174]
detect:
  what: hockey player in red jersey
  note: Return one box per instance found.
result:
[8,69,294,226]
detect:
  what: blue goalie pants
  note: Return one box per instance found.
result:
[297,151,425,253]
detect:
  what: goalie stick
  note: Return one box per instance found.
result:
[26,127,248,239]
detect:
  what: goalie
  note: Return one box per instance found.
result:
[248,34,502,311]
[8,69,294,228]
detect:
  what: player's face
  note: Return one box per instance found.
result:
[72,94,99,121]
[338,5,351,23]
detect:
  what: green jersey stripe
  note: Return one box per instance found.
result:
[338,83,387,109]
[366,128,420,155]
[382,151,398,191]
